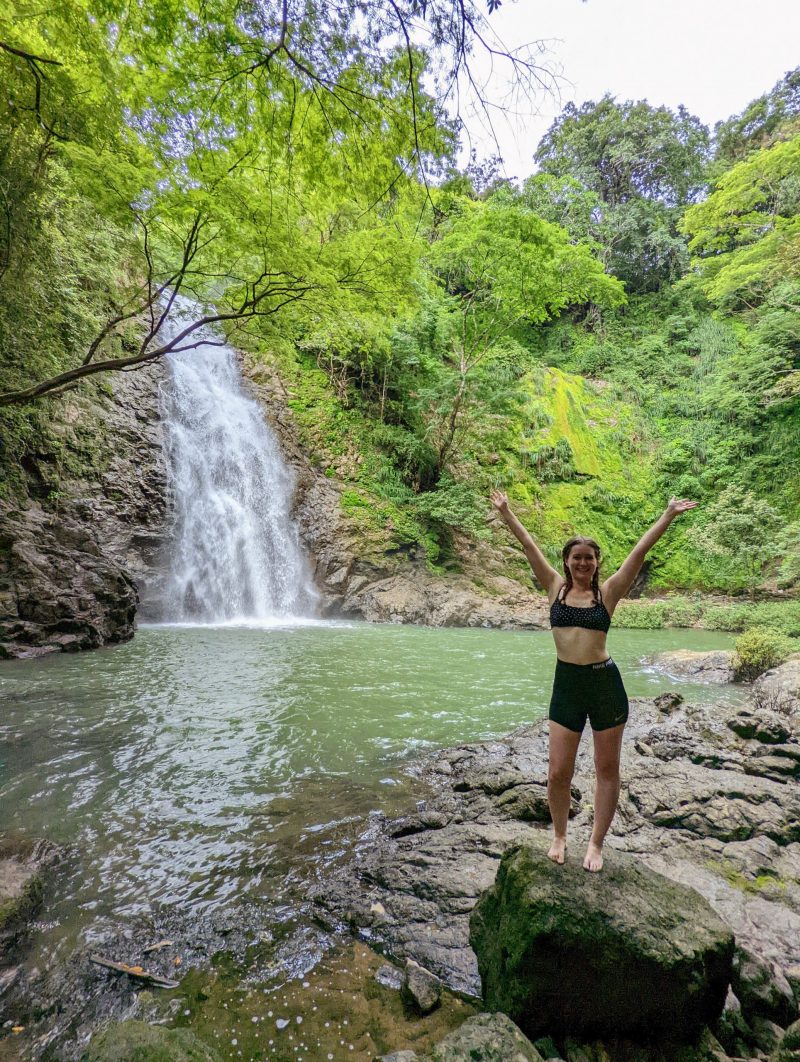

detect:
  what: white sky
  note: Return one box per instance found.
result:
[457,0,800,181]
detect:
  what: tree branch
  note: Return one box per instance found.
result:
[0,276,315,407]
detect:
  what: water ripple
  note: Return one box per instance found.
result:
[0,623,741,957]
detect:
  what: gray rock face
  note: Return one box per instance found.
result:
[0,365,167,657]
[312,693,800,1023]
[648,650,736,685]
[424,1012,544,1061]
[0,499,138,656]
[754,658,800,714]
[469,845,734,1042]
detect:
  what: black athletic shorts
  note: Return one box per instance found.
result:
[548,658,629,733]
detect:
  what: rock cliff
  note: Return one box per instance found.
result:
[0,364,168,658]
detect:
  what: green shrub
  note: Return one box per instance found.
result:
[703,602,800,636]
[663,600,703,627]
[613,601,667,629]
[733,626,798,681]
[703,605,751,632]
[746,602,800,637]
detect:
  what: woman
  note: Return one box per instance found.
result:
[490,490,697,872]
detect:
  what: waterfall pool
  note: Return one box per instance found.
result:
[0,620,739,938]
[2,622,740,957]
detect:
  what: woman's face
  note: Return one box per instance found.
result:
[566,545,598,582]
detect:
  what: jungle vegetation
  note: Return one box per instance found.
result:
[0,1,798,595]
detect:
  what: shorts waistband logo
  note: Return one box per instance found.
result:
[592,658,614,669]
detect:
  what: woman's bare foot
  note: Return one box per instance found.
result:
[548,837,567,865]
[583,841,604,872]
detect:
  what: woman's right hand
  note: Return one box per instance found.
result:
[490,489,509,514]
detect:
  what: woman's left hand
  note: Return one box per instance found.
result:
[666,497,698,516]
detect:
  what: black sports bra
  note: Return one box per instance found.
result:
[549,586,611,633]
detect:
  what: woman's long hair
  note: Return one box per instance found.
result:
[561,536,603,603]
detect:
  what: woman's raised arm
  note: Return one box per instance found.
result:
[490,490,562,596]
[602,497,698,609]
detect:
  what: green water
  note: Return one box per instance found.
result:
[0,622,739,960]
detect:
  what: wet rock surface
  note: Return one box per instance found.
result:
[0,837,63,962]
[312,692,800,1051]
[0,366,167,658]
[648,649,736,685]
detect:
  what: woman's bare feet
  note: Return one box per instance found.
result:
[583,841,604,872]
[548,836,567,865]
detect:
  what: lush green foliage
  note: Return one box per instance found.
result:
[533,96,710,293]
[714,68,800,165]
[682,137,800,311]
[612,598,800,637]
[733,626,799,681]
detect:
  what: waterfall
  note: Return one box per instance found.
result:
[154,301,317,623]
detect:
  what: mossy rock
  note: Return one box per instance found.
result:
[0,874,43,934]
[0,857,44,958]
[423,1012,544,1061]
[772,1018,800,1061]
[469,845,735,1043]
[83,1020,222,1061]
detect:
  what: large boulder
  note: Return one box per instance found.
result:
[469,845,735,1043]
[754,658,800,715]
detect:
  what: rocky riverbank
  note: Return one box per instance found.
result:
[2,663,798,1060]
[311,660,800,1060]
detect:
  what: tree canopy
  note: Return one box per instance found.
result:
[531,96,710,293]
[0,9,798,591]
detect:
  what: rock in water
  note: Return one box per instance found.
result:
[469,844,735,1043]
[0,838,61,961]
[425,1013,544,1061]
[649,650,735,685]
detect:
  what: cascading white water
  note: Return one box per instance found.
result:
[155,302,317,623]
